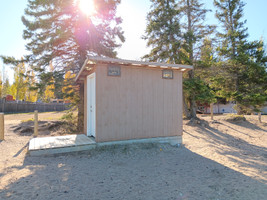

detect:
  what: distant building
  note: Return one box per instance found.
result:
[50,99,70,104]
[4,95,14,102]
[199,101,267,114]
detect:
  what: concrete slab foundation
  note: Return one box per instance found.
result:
[97,136,182,147]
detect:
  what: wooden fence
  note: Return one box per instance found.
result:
[0,99,70,113]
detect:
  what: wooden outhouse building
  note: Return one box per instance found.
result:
[75,56,193,144]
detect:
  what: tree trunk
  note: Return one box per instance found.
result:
[189,96,197,118]
[183,92,191,119]
[188,70,197,118]
[186,0,197,119]
[236,102,242,115]
[77,83,84,133]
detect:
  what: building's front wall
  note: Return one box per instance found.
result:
[94,64,183,142]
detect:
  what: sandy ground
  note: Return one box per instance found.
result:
[0,112,266,200]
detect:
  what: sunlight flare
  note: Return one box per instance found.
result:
[79,0,95,16]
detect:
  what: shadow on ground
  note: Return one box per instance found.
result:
[0,145,266,200]
[226,120,267,132]
[184,119,267,184]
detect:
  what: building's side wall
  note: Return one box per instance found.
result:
[95,64,183,142]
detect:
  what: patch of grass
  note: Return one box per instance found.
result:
[225,114,246,122]
[44,116,61,121]
[61,111,77,121]
[21,118,34,123]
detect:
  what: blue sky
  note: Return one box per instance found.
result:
[0,0,267,83]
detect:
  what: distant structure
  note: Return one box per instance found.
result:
[50,99,71,104]
[4,95,14,102]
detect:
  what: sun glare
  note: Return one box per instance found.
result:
[79,0,95,16]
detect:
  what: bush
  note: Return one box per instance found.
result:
[225,114,246,122]
[60,111,78,133]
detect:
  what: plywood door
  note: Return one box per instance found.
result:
[87,73,96,137]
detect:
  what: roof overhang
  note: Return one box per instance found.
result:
[75,56,193,83]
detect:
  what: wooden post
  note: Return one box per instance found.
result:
[258,112,262,123]
[34,110,38,137]
[0,113,4,140]
[210,103,214,120]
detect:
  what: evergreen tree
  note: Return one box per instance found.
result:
[214,0,248,59]
[236,40,267,114]
[144,0,215,118]
[179,0,215,118]
[143,0,182,63]
[2,0,124,129]
[214,0,267,115]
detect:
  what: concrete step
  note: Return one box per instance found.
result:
[28,134,96,156]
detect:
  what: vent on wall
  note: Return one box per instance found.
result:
[107,65,121,76]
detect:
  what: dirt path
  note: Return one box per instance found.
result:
[0,113,266,200]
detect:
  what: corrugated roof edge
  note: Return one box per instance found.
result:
[75,56,193,82]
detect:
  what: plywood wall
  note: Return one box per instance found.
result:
[95,64,183,142]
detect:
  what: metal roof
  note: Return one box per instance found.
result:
[75,56,193,82]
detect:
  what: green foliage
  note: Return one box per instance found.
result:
[143,0,183,63]
[21,0,124,70]
[213,0,267,114]
[60,110,78,128]
[61,111,75,121]
[144,0,215,118]
[2,0,124,106]
[183,78,216,104]
[179,0,215,65]
[214,0,248,59]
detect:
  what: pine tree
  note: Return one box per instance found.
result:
[179,0,215,118]
[214,0,267,115]
[214,0,248,59]
[143,0,183,63]
[2,0,124,130]
[21,0,124,70]
[143,0,215,118]
[236,40,267,115]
